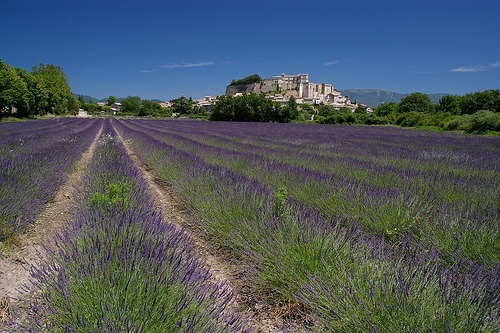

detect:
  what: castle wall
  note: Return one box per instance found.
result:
[225,83,261,95]
[225,74,342,105]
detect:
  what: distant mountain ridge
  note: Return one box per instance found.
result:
[73,94,164,103]
[74,90,449,109]
[339,89,449,108]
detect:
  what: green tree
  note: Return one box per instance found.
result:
[458,90,500,115]
[319,108,355,124]
[139,99,162,116]
[211,95,235,121]
[300,103,314,113]
[444,110,500,133]
[77,95,85,109]
[437,95,460,115]
[83,102,100,113]
[120,96,141,115]
[398,92,434,113]
[210,93,285,122]
[395,111,429,127]
[0,59,30,119]
[339,106,352,114]
[30,63,77,115]
[281,95,299,122]
[355,113,390,125]
[318,105,336,117]
[170,95,193,115]
[354,104,367,114]
[106,95,116,106]
[230,74,262,85]
[375,101,398,117]
[160,107,173,117]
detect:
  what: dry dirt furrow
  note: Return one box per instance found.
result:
[113,124,292,333]
[0,123,103,331]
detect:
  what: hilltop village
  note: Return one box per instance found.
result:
[224,73,371,113]
[77,73,370,117]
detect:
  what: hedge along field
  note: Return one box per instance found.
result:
[28,119,249,332]
[114,118,500,332]
[0,118,102,240]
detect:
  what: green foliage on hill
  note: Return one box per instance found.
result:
[313,90,500,134]
[210,93,298,123]
[230,74,262,86]
[170,95,193,115]
[340,89,448,108]
[119,96,172,117]
[1,59,78,119]
[443,110,500,133]
[368,90,500,134]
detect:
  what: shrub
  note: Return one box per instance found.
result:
[444,110,500,133]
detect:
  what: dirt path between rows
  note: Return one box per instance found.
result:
[1,121,302,332]
[0,124,103,331]
[113,124,293,333]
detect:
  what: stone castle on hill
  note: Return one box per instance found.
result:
[225,73,368,112]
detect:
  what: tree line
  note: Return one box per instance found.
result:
[210,93,300,122]
[315,90,500,134]
[116,95,207,117]
[81,96,172,117]
[208,90,500,134]
[230,74,262,86]
[0,59,77,119]
[368,90,500,133]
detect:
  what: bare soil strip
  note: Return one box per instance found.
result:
[113,125,291,333]
[0,124,103,331]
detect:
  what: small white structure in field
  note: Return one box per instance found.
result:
[77,109,90,117]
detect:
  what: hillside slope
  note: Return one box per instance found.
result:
[339,89,448,108]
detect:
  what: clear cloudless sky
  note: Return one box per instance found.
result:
[1,0,499,101]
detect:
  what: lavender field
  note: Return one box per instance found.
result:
[114,119,500,332]
[1,118,499,332]
[0,118,101,239]
[27,119,247,332]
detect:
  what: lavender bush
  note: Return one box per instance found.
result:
[0,118,102,240]
[28,119,248,332]
[116,119,500,266]
[114,118,500,331]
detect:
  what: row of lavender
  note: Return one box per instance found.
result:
[0,118,101,240]
[118,119,500,267]
[114,118,500,332]
[27,119,248,332]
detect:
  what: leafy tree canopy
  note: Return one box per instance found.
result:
[210,93,299,123]
[437,95,460,115]
[120,96,141,115]
[318,105,336,117]
[138,99,171,117]
[30,63,77,115]
[374,101,398,117]
[170,95,193,114]
[0,59,29,118]
[230,74,262,86]
[398,92,434,113]
[107,95,116,106]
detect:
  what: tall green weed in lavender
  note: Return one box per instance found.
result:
[274,186,289,219]
[90,181,130,209]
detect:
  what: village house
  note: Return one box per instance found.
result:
[109,102,121,113]
[193,96,217,111]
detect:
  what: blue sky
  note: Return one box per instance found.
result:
[2,0,499,101]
